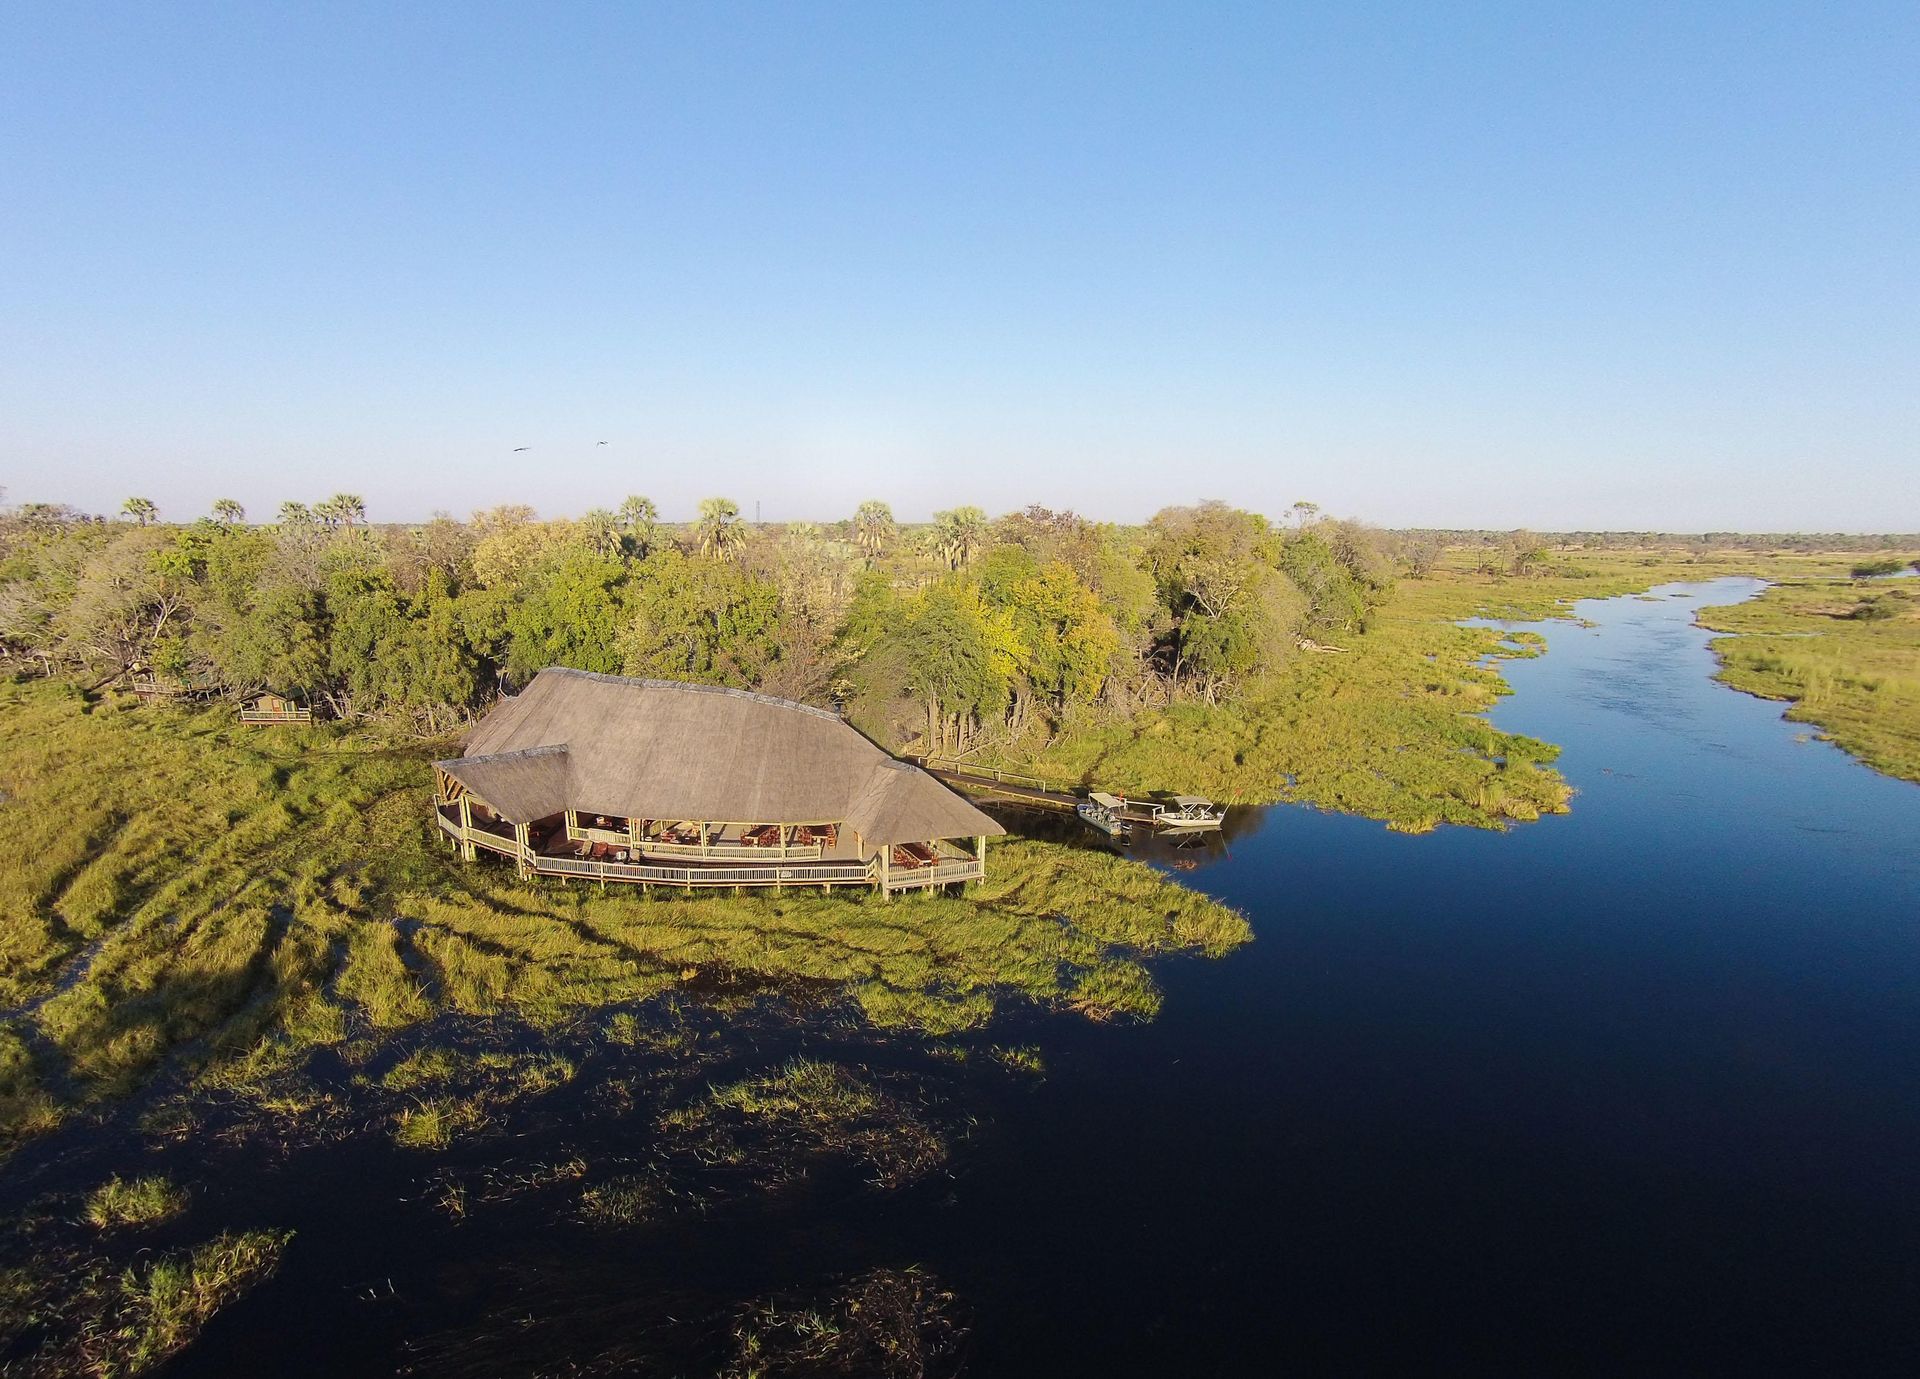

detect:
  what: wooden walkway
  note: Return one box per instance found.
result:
[915,762,1081,812]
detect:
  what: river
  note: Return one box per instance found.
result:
[930,576,1920,1374]
[169,577,1920,1376]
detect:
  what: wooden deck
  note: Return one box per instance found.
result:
[435,810,980,892]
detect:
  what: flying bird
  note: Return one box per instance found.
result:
[597,440,609,445]
[512,446,530,452]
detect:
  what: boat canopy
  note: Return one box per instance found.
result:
[1089,791,1125,809]
[1172,795,1215,809]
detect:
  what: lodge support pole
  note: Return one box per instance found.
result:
[458,795,474,862]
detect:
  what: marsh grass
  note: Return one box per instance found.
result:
[0,682,1247,1152]
[1699,571,1920,782]
[666,1057,947,1189]
[83,1176,187,1230]
[724,1266,966,1379]
[990,549,1879,830]
[100,1229,291,1374]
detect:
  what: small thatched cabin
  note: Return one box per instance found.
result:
[433,669,1004,892]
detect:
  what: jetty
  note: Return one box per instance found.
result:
[908,756,1225,837]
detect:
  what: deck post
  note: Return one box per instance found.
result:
[515,821,531,879]
[458,795,475,862]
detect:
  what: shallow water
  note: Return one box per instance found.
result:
[158,578,1920,1374]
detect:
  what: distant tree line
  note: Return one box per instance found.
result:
[1402,528,1920,555]
[0,492,1398,750]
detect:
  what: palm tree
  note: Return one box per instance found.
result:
[785,520,821,548]
[696,497,745,561]
[617,495,658,555]
[580,508,624,558]
[120,497,158,526]
[322,493,367,529]
[933,505,988,570]
[277,500,312,526]
[617,494,657,531]
[211,499,246,527]
[853,500,896,567]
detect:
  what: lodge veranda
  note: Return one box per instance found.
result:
[433,668,1002,894]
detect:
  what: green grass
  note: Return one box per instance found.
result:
[666,1057,947,1189]
[723,1266,966,1379]
[1699,569,1920,782]
[393,1096,490,1149]
[993,549,1882,829]
[83,1176,188,1230]
[104,1230,291,1374]
[577,1173,667,1227]
[0,681,1248,1151]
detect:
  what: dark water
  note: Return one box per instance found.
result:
[154,578,1920,1375]
[933,577,1920,1376]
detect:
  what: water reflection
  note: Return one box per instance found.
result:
[985,798,1273,871]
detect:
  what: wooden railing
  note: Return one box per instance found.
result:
[639,838,827,861]
[440,810,981,891]
[535,855,876,888]
[914,755,1061,790]
[468,829,522,859]
[240,708,312,724]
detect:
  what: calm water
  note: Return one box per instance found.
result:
[165,579,1920,1376]
[934,577,1920,1375]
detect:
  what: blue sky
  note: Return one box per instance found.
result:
[2,2,1914,530]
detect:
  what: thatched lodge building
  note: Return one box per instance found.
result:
[433,668,1004,893]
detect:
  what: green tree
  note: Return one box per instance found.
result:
[120,497,159,527]
[933,506,988,571]
[503,549,628,680]
[899,583,1012,754]
[620,550,780,684]
[316,494,367,530]
[696,497,746,561]
[211,499,246,528]
[853,500,896,567]
[579,508,624,559]
[617,495,658,555]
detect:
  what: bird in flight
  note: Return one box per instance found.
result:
[512,446,530,452]
[597,440,609,446]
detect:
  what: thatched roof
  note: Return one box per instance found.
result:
[439,745,570,822]
[437,669,1003,850]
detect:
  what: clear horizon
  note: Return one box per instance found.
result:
[3,2,1915,530]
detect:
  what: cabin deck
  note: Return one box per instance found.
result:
[436,807,982,892]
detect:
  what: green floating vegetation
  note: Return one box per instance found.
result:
[0,682,1248,1153]
[109,1230,292,1374]
[1,1228,294,1377]
[664,1057,948,1189]
[724,1265,967,1379]
[84,1176,189,1230]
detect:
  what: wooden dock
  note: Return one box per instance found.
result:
[909,756,1224,832]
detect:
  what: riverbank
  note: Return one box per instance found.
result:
[0,677,1249,1373]
[992,549,1875,830]
[1698,568,1920,783]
